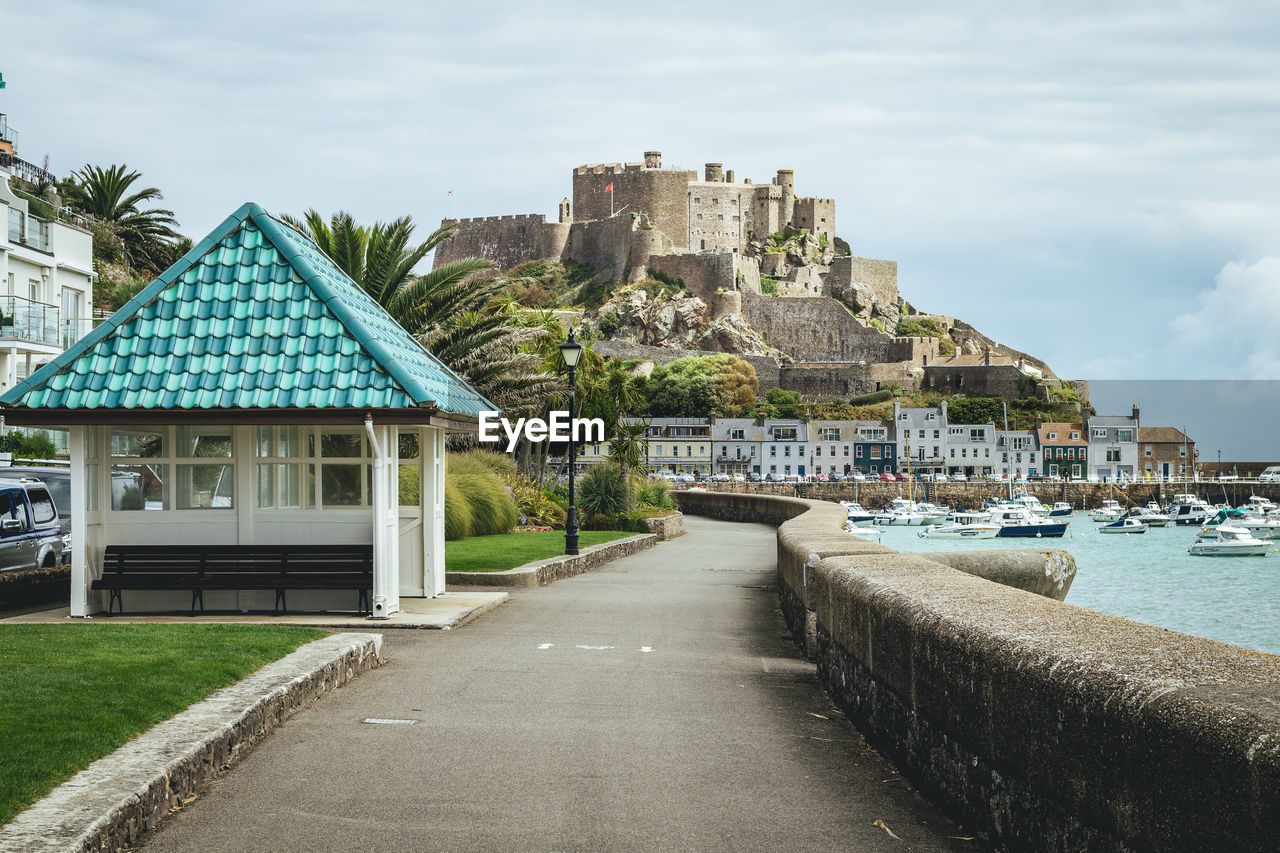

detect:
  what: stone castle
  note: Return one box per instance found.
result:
[433,150,1070,403]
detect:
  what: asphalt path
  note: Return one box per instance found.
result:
[142,516,974,852]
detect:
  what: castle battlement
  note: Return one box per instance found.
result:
[451,213,547,224]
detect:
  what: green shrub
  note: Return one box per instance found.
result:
[0,430,59,460]
[444,478,473,541]
[452,472,517,537]
[579,463,632,518]
[938,336,956,356]
[894,318,945,338]
[760,276,779,295]
[849,389,893,406]
[869,318,884,333]
[452,449,516,481]
[634,478,674,510]
[586,513,612,531]
[597,309,621,336]
[118,487,144,511]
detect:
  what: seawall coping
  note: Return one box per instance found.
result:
[446,533,657,587]
[0,632,383,853]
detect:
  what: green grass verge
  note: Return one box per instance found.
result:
[0,624,327,825]
[446,530,637,572]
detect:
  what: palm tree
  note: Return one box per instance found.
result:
[608,421,647,478]
[62,164,182,272]
[284,210,560,415]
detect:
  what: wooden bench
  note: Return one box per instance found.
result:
[92,544,373,616]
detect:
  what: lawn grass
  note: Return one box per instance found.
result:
[446,530,637,572]
[0,624,327,825]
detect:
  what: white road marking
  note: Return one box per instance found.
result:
[575,645,615,650]
[639,646,654,653]
[536,643,554,650]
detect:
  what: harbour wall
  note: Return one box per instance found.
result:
[673,490,1280,852]
[689,480,1280,510]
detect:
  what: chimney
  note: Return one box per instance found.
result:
[984,346,991,366]
[705,163,724,182]
[1132,404,1140,424]
[725,169,735,183]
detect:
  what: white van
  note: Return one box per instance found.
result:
[1258,466,1280,483]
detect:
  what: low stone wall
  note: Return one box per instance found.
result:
[643,512,685,540]
[0,564,70,611]
[446,533,657,587]
[673,489,1280,851]
[0,633,382,853]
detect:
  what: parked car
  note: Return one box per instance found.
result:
[951,473,968,482]
[1026,472,1047,481]
[746,472,762,482]
[848,471,866,481]
[0,466,71,564]
[1259,466,1280,484]
[731,473,746,483]
[709,473,730,483]
[878,472,897,481]
[813,473,828,482]
[0,477,64,572]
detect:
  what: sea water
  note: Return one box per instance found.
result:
[881,512,1280,654]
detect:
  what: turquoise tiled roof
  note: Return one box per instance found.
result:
[0,203,492,418]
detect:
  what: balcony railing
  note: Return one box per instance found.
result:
[0,152,56,186]
[0,297,96,349]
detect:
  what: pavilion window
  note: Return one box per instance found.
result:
[109,427,169,511]
[398,432,421,506]
[255,426,371,509]
[175,426,234,509]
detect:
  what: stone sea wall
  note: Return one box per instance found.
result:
[673,489,1280,852]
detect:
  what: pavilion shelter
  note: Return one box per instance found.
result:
[0,203,491,618]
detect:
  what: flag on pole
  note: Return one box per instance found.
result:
[447,190,454,196]
[0,72,6,89]
[604,183,613,193]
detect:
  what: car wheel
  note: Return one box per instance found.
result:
[42,554,56,569]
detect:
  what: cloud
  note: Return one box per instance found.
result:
[1170,257,1280,378]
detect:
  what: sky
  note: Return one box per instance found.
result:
[2,1,1278,391]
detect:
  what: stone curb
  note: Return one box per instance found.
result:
[0,632,383,853]
[446,533,657,587]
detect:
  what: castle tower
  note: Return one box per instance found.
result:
[644,150,662,169]
[705,163,723,182]
[725,169,735,183]
[558,197,573,223]
[777,169,795,226]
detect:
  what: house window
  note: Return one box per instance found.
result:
[784,446,791,457]
[1048,432,1057,441]
[1071,432,1080,440]
[770,446,776,457]
[871,446,881,459]
[843,446,849,456]
[1117,429,1134,442]
[730,429,745,440]
[1145,446,1153,456]
[1180,446,1187,457]
[816,446,822,457]
[933,430,940,439]
[1092,428,1107,438]
[856,446,863,458]
[1067,448,1075,459]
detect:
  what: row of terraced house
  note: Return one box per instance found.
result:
[576,402,1197,482]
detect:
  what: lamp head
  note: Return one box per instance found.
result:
[559,328,584,369]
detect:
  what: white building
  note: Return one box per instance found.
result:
[1088,406,1140,482]
[893,401,947,476]
[1,118,96,398]
[996,430,1040,481]
[944,420,997,477]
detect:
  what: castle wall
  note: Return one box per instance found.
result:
[687,181,755,253]
[922,363,1038,398]
[572,165,695,249]
[751,185,783,240]
[561,215,646,283]
[433,214,571,272]
[826,256,899,309]
[649,253,762,304]
[793,197,835,244]
[741,292,897,363]
[778,361,921,401]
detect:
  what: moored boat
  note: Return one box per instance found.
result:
[1127,506,1170,527]
[1188,526,1273,557]
[840,501,878,527]
[917,522,1001,539]
[1090,499,1124,523]
[989,507,1068,538]
[1101,517,1148,534]
[1049,501,1073,518]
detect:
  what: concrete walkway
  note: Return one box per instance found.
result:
[141,517,972,852]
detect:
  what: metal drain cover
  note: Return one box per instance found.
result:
[362,718,418,726]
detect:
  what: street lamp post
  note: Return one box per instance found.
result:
[1217,449,1222,481]
[560,329,584,556]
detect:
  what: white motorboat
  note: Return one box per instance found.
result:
[988,507,1068,538]
[843,522,883,543]
[1126,506,1170,527]
[840,501,878,527]
[917,522,1000,539]
[1048,501,1073,518]
[1170,496,1214,526]
[1239,516,1280,541]
[1245,495,1277,515]
[1188,526,1273,557]
[1090,500,1125,523]
[1101,517,1148,534]
[914,502,951,524]
[874,497,928,526]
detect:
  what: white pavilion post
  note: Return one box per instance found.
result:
[383,424,400,615]
[366,418,400,618]
[68,426,90,617]
[422,426,446,596]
